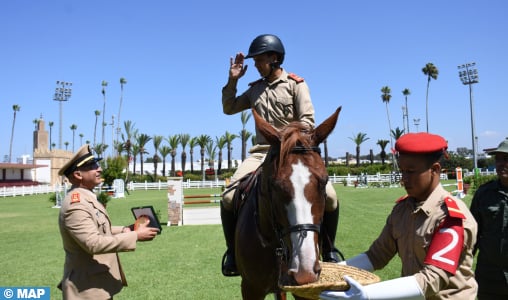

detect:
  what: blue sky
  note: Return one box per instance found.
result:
[1,0,506,162]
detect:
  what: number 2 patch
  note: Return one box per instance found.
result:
[424,216,464,274]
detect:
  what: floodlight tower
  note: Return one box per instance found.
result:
[458,62,479,174]
[53,81,72,149]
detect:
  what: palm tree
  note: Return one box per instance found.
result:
[402,88,411,133]
[422,63,439,132]
[167,135,181,177]
[179,134,190,175]
[240,111,251,161]
[206,140,217,177]
[9,104,20,162]
[348,132,369,166]
[117,77,127,146]
[49,121,54,151]
[70,124,78,152]
[391,127,405,141]
[93,110,100,147]
[159,145,171,177]
[136,133,152,175]
[101,80,108,145]
[215,135,227,174]
[196,134,212,177]
[93,143,108,158]
[381,86,395,168]
[79,133,84,146]
[188,137,198,173]
[131,144,140,175]
[64,141,69,150]
[224,131,238,170]
[152,135,163,181]
[376,139,390,165]
[122,120,137,181]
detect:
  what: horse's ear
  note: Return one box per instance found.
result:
[252,108,280,144]
[313,106,342,145]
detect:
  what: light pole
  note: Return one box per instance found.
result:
[53,81,72,149]
[413,118,420,132]
[458,62,479,175]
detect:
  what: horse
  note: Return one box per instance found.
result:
[234,106,342,300]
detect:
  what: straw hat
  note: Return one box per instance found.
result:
[280,262,380,300]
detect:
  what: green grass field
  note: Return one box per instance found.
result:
[0,182,471,299]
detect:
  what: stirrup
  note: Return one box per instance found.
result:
[221,252,240,277]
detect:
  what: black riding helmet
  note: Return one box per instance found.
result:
[245,34,285,66]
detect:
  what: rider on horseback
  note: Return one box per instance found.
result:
[221,34,343,276]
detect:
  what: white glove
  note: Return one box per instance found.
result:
[320,275,424,300]
[343,253,374,271]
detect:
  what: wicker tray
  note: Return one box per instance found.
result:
[280,262,380,299]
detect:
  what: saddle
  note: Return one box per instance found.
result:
[226,168,262,216]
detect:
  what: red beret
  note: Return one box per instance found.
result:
[395,133,448,154]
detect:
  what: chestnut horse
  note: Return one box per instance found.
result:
[235,107,341,300]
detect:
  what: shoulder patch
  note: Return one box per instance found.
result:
[396,194,409,203]
[70,193,80,204]
[288,73,304,83]
[248,78,264,86]
[444,197,465,219]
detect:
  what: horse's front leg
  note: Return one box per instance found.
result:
[274,292,287,300]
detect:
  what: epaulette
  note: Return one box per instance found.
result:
[248,78,264,86]
[396,194,409,203]
[288,73,305,83]
[70,193,80,204]
[444,197,465,219]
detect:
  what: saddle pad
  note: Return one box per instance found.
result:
[280,262,380,299]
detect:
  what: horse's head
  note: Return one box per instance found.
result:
[252,106,341,286]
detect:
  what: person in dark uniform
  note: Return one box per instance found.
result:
[321,133,478,300]
[221,34,342,276]
[470,137,508,300]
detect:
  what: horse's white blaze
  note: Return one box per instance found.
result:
[287,160,318,281]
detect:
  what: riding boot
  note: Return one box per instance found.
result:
[221,202,239,276]
[321,206,345,263]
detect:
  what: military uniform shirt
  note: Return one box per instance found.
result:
[470,179,508,295]
[365,184,478,300]
[222,69,315,145]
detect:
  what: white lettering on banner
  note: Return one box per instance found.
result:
[431,227,459,266]
[17,288,46,298]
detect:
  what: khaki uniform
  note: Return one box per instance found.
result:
[221,70,337,211]
[365,184,478,299]
[58,187,137,300]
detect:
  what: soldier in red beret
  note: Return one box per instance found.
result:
[321,133,478,300]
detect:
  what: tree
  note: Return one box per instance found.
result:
[79,133,84,146]
[377,139,390,165]
[152,135,163,180]
[348,132,369,166]
[381,86,395,169]
[240,111,251,161]
[9,104,20,162]
[101,80,108,146]
[167,135,180,177]
[93,110,100,148]
[117,77,127,148]
[196,134,212,176]
[94,143,109,159]
[224,131,238,170]
[122,120,137,182]
[422,63,439,133]
[159,145,171,177]
[391,127,405,141]
[64,141,69,151]
[135,133,152,175]
[189,137,198,173]
[215,135,227,174]
[179,133,190,175]
[131,144,140,175]
[206,140,217,177]
[70,124,78,152]
[49,121,54,150]
[402,88,411,133]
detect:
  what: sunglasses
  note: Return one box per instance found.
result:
[78,161,101,171]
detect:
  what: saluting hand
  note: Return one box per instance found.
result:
[229,52,248,79]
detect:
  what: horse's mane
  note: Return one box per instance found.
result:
[278,122,313,171]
